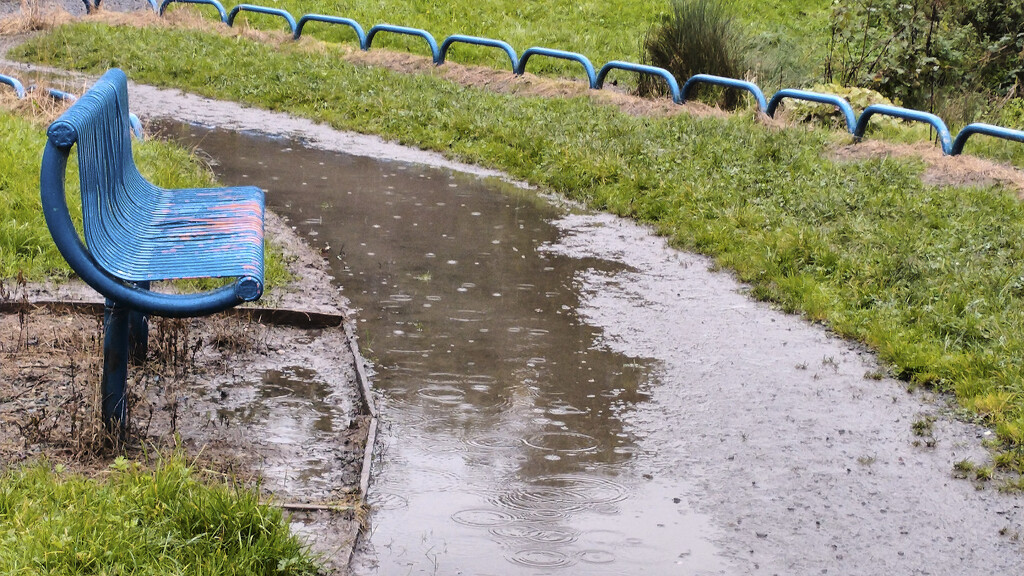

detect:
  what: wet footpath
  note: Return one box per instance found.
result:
[136,86,1024,575]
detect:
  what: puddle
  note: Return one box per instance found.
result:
[159,120,1024,575]
[159,121,726,574]
[209,360,356,499]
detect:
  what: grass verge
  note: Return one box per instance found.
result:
[12,22,1024,477]
[0,106,289,287]
[0,455,318,575]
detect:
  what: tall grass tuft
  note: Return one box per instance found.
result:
[639,0,746,108]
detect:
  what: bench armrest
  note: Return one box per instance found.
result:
[41,139,259,318]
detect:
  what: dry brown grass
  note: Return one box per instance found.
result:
[0,0,73,35]
[0,85,75,123]
[342,48,729,120]
[831,139,1024,197]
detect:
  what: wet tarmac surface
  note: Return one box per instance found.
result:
[159,120,1024,575]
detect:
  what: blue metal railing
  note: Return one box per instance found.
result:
[294,14,367,46]
[766,88,857,134]
[28,2,1024,158]
[365,24,441,64]
[439,35,518,71]
[854,104,953,155]
[43,86,145,140]
[46,88,78,102]
[681,74,768,113]
[596,61,681,104]
[226,4,297,36]
[1,73,27,98]
[516,47,597,89]
[952,123,1024,157]
[159,0,228,24]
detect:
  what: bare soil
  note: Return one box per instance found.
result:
[0,211,371,574]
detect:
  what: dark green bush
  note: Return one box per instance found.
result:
[638,0,746,109]
[824,0,1024,116]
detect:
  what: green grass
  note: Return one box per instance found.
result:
[172,0,830,87]
[0,111,76,281]
[0,456,318,575]
[13,22,1024,474]
[726,0,831,92]
[0,109,290,287]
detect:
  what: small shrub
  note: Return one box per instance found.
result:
[998,99,1024,129]
[638,0,746,109]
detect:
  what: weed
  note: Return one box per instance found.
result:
[912,415,936,437]
[912,415,937,448]
[953,458,975,478]
[975,466,993,482]
[863,368,886,380]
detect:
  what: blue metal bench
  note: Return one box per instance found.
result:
[40,68,265,439]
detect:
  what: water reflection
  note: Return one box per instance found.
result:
[213,364,346,495]
[158,122,724,574]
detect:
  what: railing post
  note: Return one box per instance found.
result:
[102,299,131,441]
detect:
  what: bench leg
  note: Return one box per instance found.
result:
[129,282,150,365]
[102,299,130,441]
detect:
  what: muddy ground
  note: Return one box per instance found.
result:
[0,210,371,573]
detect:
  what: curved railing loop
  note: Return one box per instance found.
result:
[44,87,144,140]
[439,34,518,71]
[127,113,146,141]
[226,4,297,36]
[365,24,441,64]
[951,123,1024,156]
[294,14,367,46]
[516,47,597,89]
[108,1,1024,161]
[0,73,27,98]
[159,0,228,24]
[766,88,857,134]
[854,104,953,155]
[46,88,78,102]
[596,61,680,104]
[681,74,768,113]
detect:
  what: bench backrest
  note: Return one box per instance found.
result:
[47,69,152,278]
